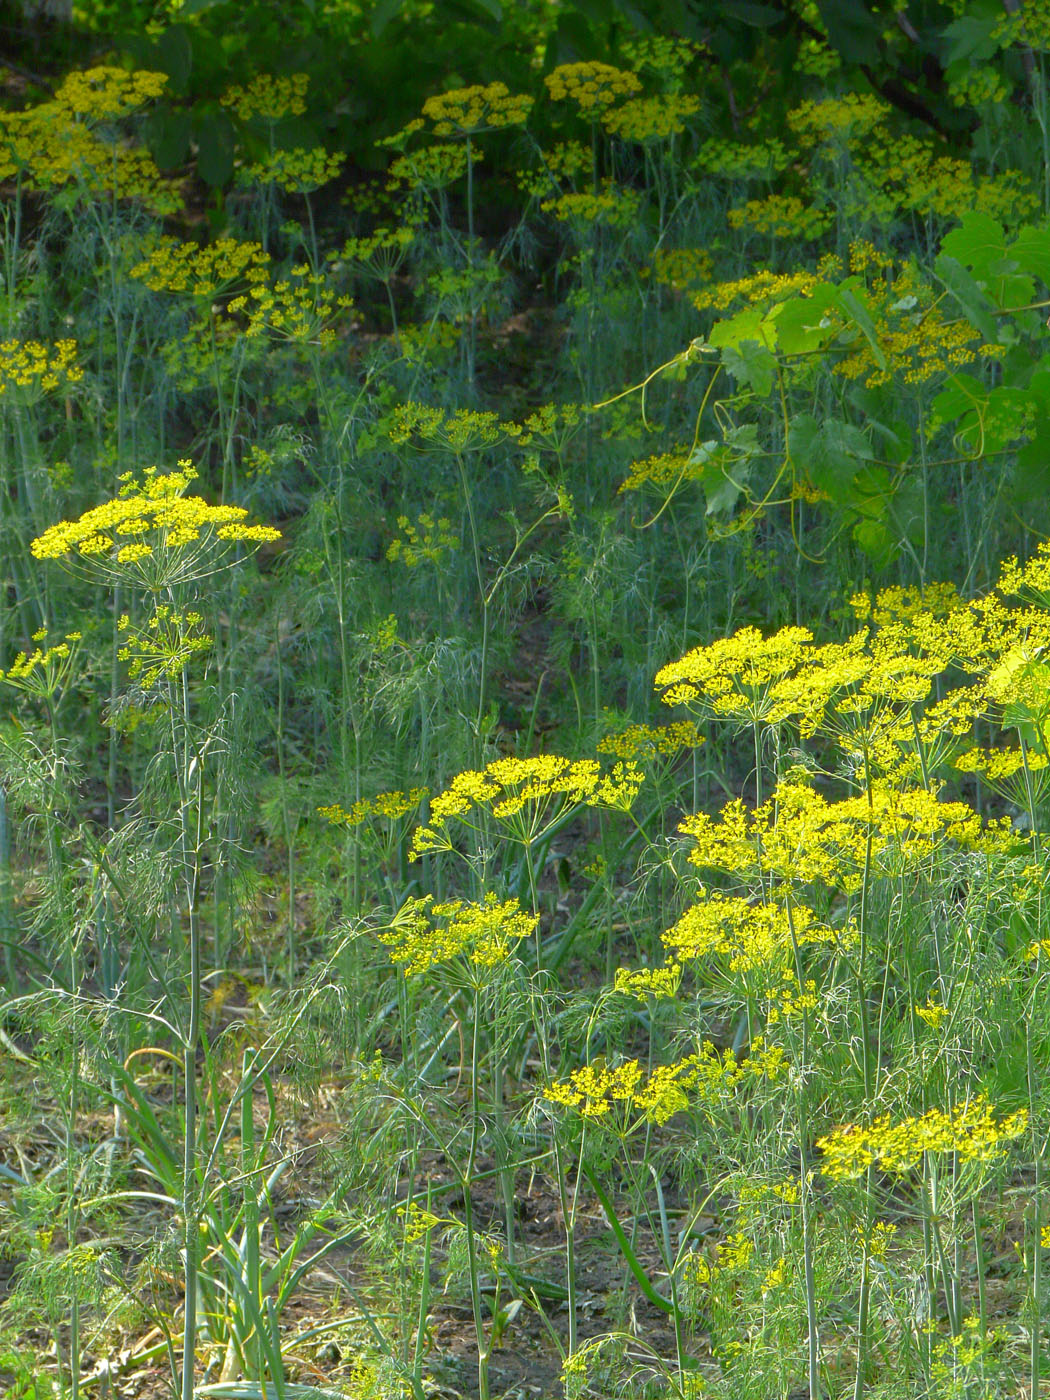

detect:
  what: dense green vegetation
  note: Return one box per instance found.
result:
[6,2,1050,1397]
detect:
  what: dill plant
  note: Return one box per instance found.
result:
[29,461,278,1398]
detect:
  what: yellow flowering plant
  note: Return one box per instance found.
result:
[220,73,310,123]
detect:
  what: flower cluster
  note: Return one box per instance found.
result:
[645,247,713,294]
[545,1037,785,1125]
[30,463,281,584]
[117,606,212,687]
[336,226,415,283]
[620,34,701,81]
[0,105,180,213]
[543,62,642,114]
[398,1201,443,1244]
[692,137,791,179]
[379,892,537,976]
[817,1094,1028,1180]
[516,400,586,450]
[665,895,842,975]
[655,624,815,719]
[226,265,353,344]
[237,147,345,194]
[0,628,82,700]
[855,130,1036,224]
[220,73,309,122]
[597,719,704,762]
[786,93,891,145]
[617,447,706,494]
[410,754,643,857]
[387,144,471,191]
[849,581,964,627]
[386,513,459,567]
[612,963,682,999]
[318,788,428,826]
[833,279,1004,389]
[54,66,168,120]
[998,542,1050,603]
[130,237,271,299]
[540,184,642,228]
[421,83,533,136]
[953,745,1048,783]
[386,403,506,452]
[517,141,591,199]
[544,1056,682,1124]
[0,339,83,400]
[601,93,700,142]
[727,194,830,240]
[687,1230,755,1287]
[692,265,832,315]
[680,779,1011,891]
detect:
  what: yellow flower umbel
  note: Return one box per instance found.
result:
[386,513,459,567]
[116,606,212,689]
[0,73,180,213]
[319,788,429,827]
[0,339,83,403]
[130,237,271,300]
[237,147,346,195]
[53,66,169,120]
[644,247,713,295]
[540,182,642,228]
[655,624,815,725]
[379,892,537,978]
[220,73,310,122]
[226,264,353,345]
[30,462,281,587]
[421,83,533,137]
[600,92,700,143]
[545,1038,786,1128]
[409,753,644,858]
[664,893,842,976]
[727,194,831,241]
[680,777,1011,893]
[0,627,82,702]
[817,1094,1027,1181]
[544,62,642,115]
[596,719,704,763]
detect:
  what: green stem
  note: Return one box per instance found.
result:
[464,984,490,1400]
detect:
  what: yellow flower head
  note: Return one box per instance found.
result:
[379,892,537,976]
[31,462,281,586]
[0,339,83,401]
[130,237,271,300]
[409,753,643,858]
[656,624,814,722]
[54,66,168,120]
[422,82,533,136]
[220,73,310,122]
[544,62,642,114]
[818,1094,1028,1180]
